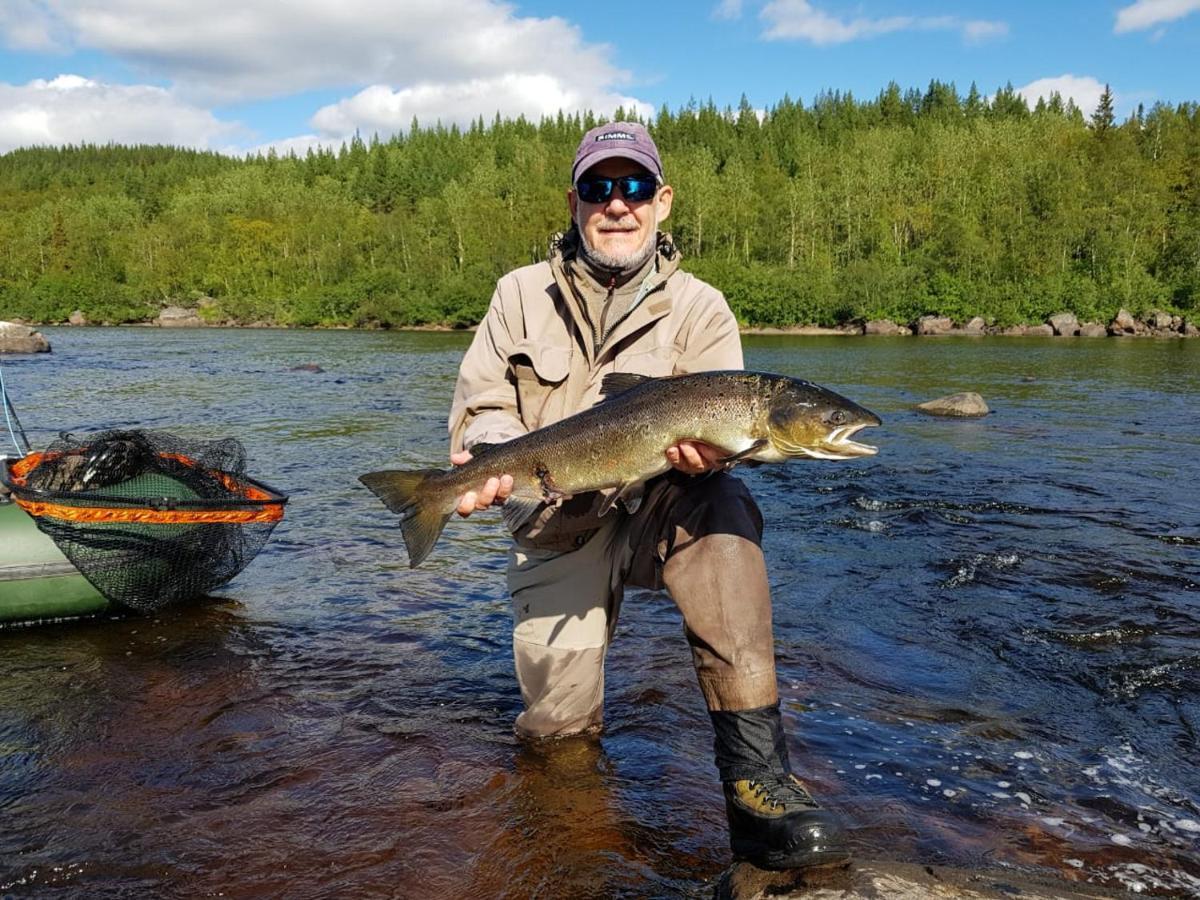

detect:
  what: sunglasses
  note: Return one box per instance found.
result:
[574,173,659,204]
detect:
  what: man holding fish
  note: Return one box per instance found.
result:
[363,122,879,871]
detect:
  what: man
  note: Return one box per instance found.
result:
[447,121,848,871]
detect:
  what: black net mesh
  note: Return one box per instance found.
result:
[3,429,286,613]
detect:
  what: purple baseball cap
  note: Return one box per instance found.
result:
[571,121,664,184]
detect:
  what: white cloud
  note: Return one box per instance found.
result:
[1115,0,1200,33]
[310,76,651,139]
[1015,75,1108,118]
[759,0,1006,45]
[0,74,240,153]
[0,0,62,50]
[0,1,651,150]
[1,1,637,105]
[713,0,744,20]
[963,20,1009,43]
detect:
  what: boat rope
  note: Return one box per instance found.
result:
[0,361,33,457]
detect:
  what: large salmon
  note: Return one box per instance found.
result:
[360,371,880,566]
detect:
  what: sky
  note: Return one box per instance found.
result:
[0,0,1198,156]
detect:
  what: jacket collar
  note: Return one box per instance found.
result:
[549,228,682,364]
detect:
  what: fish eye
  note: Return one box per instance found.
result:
[829,409,848,426]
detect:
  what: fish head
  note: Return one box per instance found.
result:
[766,378,881,460]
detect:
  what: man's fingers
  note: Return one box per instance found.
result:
[496,474,514,500]
[450,450,472,466]
[679,442,706,471]
[456,474,514,517]
[457,491,478,517]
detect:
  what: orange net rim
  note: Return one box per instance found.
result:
[11,498,284,524]
[3,451,287,525]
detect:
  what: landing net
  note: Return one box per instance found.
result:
[2,429,286,612]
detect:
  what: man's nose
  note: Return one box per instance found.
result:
[606,193,631,214]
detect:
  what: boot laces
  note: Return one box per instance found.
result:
[745,774,819,812]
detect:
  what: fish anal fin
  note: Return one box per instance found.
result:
[600,372,654,398]
[718,439,769,468]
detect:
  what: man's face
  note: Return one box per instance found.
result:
[568,157,673,268]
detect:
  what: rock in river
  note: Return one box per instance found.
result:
[0,321,50,353]
[918,392,990,417]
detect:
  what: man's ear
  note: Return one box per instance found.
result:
[567,187,578,221]
[655,184,674,223]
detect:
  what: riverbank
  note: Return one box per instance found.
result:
[4,305,1198,344]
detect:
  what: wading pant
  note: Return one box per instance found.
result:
[507,472,778,739]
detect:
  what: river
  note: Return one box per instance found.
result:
[1,327,1197,897]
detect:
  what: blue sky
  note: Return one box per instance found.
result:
[1,1,1198,155]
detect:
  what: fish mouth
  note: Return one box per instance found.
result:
[802,422,879,459]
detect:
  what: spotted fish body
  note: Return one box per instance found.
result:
[360,370,880,567]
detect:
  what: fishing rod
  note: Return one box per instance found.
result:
[0,359,33,457]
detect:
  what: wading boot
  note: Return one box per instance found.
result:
[711,704,850,871]
[723,773,849,870]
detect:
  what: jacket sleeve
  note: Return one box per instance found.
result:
[448,282,529,455]
[674,285,744,373]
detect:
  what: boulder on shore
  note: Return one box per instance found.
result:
[1078,322,1107,338]
[917,392,989,417]
[915,315,954,336]
[961,316,987,334]
[864,319,907,336]
[1048,312,1080,336]
[0,321,50,353]
[156,306,204,328]
[68,310,88,326]
[1110,308,1141,335]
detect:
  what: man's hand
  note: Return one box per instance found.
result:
[450,449,514,517]
[665,441,727,476]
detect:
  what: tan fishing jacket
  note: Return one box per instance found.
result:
[448,230,743,549]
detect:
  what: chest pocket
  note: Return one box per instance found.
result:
[508,341,570,431]
[613,344,675,378]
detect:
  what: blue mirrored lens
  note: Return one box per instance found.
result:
[620,176,658,201]
[576,175,657,203]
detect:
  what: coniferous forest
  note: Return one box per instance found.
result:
[1,82,1197,329]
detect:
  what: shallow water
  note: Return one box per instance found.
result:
[1,328,1197,897]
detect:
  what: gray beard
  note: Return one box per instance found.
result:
[577,223,657,275]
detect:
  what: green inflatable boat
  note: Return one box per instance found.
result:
[0,495,109,625]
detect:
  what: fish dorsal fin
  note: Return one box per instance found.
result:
[600,372,654,398]
[468,442,498,458]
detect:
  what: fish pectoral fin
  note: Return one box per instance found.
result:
[467,442,498,458]
[596,482,639,518]
[599,372,654,398]
[501,496,543,532]
[718,439,769,468]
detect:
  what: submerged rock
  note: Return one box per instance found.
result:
[715,858,1115,899]
[918,392,990,417]
[0,321,50,353]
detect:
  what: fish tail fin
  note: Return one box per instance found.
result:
[359,468,453,568]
